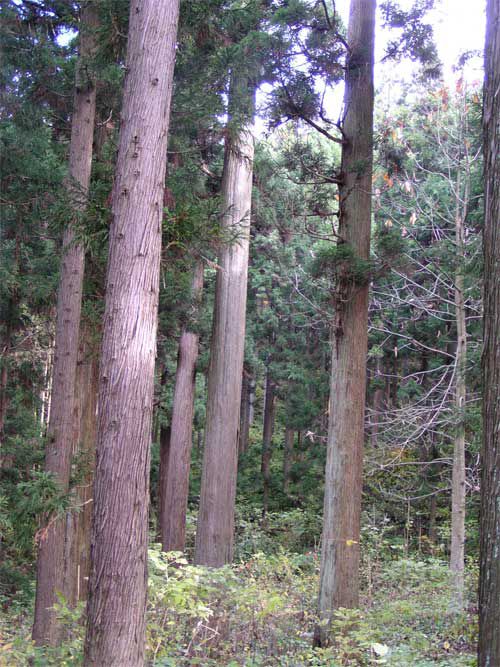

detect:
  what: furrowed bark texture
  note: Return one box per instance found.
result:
[32,3,97,646]
[195,105,254,567]
[83,1,179,665]
[160,261,204,552]
[316,0,375,646]
[479,1,500,664]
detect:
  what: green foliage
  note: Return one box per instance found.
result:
[311,242,373,286]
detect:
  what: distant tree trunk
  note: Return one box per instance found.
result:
[261,369,276,521]
[238,368,251,456]
[428,492,438,543]
[32,3,97,646]
[450,155,469,610]
[370,357,384,447]
[159,261,203,552]
[479,1,500,664]
[66,323,99,605]
[249,376,256,425]
[157,424,171,542]
[39,338,54,433]
[283,427,294,493]
[83,1,179,665]
[0,319,12,448]
[315,0,375,647]
[195,77,255,567]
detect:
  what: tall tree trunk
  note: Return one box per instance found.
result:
[238,368,251,456]
[32,3,97,645]
[370,357,384,447]
[83,2,179,665]
[315,0,375,646]
[0,319,12,450]
[261,369,276,521]
[67,324,99,606]
[479,1,500,664]
[157,424,171,542]
[195,77,255,567]
[283,427,294,493]
[450,152,469,610]
[248,375,256,425]
[159,261,203,552]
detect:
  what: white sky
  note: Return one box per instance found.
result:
[335,0,486,82]
[260,0,487,131]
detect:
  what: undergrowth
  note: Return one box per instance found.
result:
[0,513,478,666]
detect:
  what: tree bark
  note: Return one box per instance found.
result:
[83,1,179,665]
[315,0,375,646]
[261,369,276,521]
[32,3,97,646]
[479,1,500,663]
[195,78,255,567]
[238,368,251,456]
[157,424,171,543]
[0,319,12,450]
[283,427,294,493]
[66,323,99,606]
[370,357,385,448]
[159,261,203,552]
[450,148,469,611]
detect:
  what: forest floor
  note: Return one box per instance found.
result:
[0,514,478,666]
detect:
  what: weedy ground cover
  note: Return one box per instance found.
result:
[0,513,477,666]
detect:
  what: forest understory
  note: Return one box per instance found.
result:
[1,509,480,666]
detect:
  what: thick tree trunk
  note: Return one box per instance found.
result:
[32,3,97,646]
[450,161,468,610]
[261,369,276,521]
[283,427,294,493]
[159,261,203,552]
[83,2,179,665]
[195,79,254,567]
[479,1,500,664]
[315,0,375,646]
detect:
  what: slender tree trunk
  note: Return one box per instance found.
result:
[315,0,375,646]
[0,320,12,449]
[40,340,54,433]
[479,1,500,663]
[261,369,276,521]
[249,376,256,425]
[428,492,438,544]
[238,368,251,456]
[157,425,171,542]
[283,427,294,493]
[195,78,255,567]
[159,261,203,552]
[32,4,97,645]
[370,357,384,447]
[66,324,99,605]
[450,159,468,610]
[83,2,179,664]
